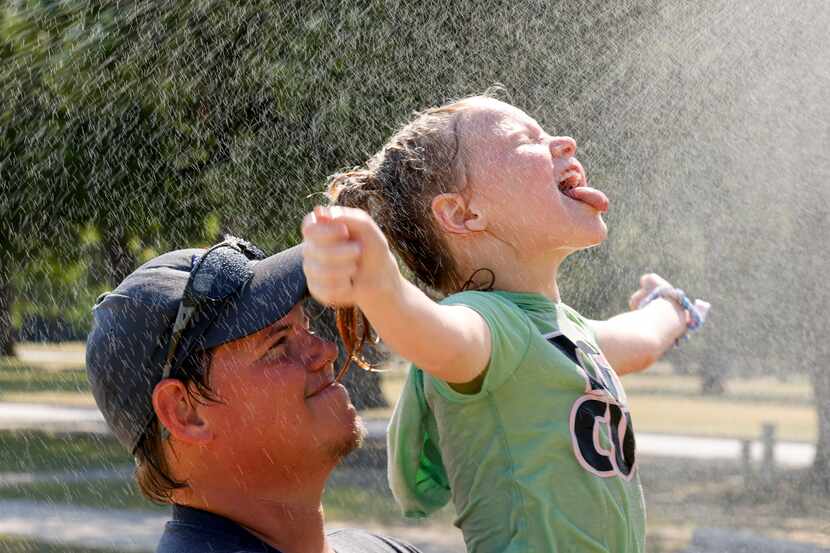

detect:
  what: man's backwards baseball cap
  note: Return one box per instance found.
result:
[86,239,306,453]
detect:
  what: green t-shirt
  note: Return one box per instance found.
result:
[387,291,645,553]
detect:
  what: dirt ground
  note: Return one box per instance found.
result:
[640,456,830,552]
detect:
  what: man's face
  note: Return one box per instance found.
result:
[199,303,363,483]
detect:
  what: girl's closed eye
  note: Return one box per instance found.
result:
[516,131,543,145]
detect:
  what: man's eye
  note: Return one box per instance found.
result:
[264,336,288,357]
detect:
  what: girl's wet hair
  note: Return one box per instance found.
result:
[327,90,502,372]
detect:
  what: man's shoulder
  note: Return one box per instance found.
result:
[327,528,421,553]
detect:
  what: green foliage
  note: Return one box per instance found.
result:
[2,0,657,336]
[2,1,828,386]
[10,249,105,333]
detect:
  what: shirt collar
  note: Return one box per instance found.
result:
[171,504,280,552]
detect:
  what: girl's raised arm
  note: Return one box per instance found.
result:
[302,206,491,385]
[588,273,709,375]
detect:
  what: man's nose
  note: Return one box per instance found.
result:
[549,136,577,158]
[304,334,338,372]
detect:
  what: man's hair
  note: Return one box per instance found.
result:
[133,349,218,503]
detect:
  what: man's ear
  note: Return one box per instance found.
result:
[431,193,487,234]
[152,379,212,445]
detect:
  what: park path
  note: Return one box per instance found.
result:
[0,499,167,552]
[0,402,109,433]
[0,402,816,467]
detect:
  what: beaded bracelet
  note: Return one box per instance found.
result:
[638,285,707,343]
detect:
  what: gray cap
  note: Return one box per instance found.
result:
[86,243,306,453]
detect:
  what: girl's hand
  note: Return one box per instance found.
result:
[628,273,673,311]
[628,273,711,328]
[301,206,401,307]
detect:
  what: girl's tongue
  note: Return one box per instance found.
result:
[563,186,609,213]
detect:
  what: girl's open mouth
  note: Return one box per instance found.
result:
[557,171,610,213]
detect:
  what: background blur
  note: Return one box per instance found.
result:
[1,1,828,552]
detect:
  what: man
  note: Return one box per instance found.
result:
[86,236,420,553]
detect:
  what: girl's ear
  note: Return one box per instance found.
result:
[152,379,213,445]
[432,193,487,234]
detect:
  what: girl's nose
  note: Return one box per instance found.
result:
[550,136,577,158]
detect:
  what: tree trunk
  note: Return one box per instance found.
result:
[699,339,726,395]
[700,370,725,396]
[102,231,136,287]
[809,364,830,493]
[0,266,15,357]
[699,179,727,397]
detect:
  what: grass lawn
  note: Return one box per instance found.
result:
[0,432,130,473]
[0,479,162,512]
[0,474,434,521]
[0,430,151,512]
[0,431,443,523]
[378,363,817,443]
[0,430,443,521]
[620,367,814,404]
[628,394,817,442]
[0,348,92,406]
[0,466,418,520]
[324,467,455,527]
[0,535,117,553]
[2,343,820,442]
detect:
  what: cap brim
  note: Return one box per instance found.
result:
[199,243,308,349]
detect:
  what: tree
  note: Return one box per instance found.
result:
[1,1,87,354]
[9,1,827,463]
[0,0,683,403]
[620,1,830,485]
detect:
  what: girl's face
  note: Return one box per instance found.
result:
[460,99,608,257]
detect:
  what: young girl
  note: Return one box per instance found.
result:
[301,95,708,552]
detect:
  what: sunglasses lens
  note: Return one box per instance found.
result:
[191,256,219,295]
